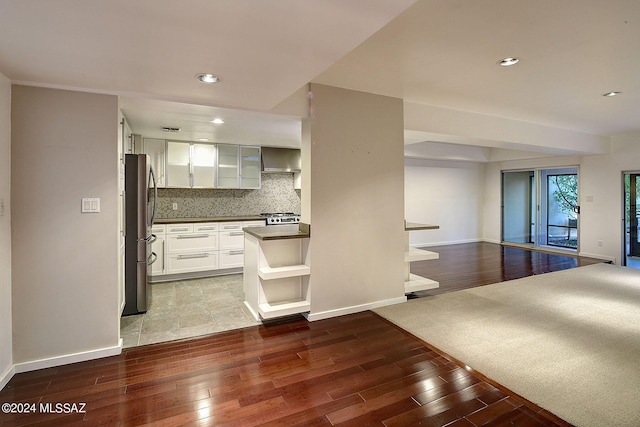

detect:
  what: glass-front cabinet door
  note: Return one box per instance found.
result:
[240,146,261,189]
[166,141,191,187]
[191,143,216,188]
[217,144,240,188]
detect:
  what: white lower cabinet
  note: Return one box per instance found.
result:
[154,219,266,278]
[219,220,267,269]
[166,230,218,253]
[150,225,166,276]
[166,222,218,274]
[219,249,245,269]
[167,251,219,274]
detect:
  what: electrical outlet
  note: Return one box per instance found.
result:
[172,202,178,210]
[597,240,603,247]
[0,198,4,216]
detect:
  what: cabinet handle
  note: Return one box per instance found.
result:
[230,232,244,236]
[223,225,241,230]
[198,227,217,231]
[228,250,244,255]
[171,227,189,232]
[177,234,209,239]
[177,253,209,260]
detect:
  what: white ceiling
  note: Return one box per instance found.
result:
[1,0,638,160]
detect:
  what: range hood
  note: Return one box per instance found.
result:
[261,147,301,173]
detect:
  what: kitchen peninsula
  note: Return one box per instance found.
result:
[243,223,311,320]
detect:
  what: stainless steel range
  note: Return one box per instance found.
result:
[260,212,300,225]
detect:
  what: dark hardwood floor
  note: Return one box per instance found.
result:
[0,243,607,426]
[410,241,607,296]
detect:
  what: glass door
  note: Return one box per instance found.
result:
[191,143,216,188]
[623,172,640,268]
[240,146,261,189]
[543,171,578,249]
[502,170,534,245]
[216,144,239,188]
[502,167,578,251]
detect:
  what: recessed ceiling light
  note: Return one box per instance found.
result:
[210,118,225,124]
[196,73,220,84]
[497,57,519,67]
[602,91,621,97]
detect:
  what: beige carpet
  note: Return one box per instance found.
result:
[374,263,640,427]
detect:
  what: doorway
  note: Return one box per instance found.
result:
[502,167,579,251]
[623,172,640,268]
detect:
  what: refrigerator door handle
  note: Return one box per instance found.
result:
[138,234,158,245]
[147,251,158,265]
[149,163,158,226]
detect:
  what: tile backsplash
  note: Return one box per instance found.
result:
[156,173,301,218]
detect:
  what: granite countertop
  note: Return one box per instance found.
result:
[405,221,440,231]
[155,215,265,224]
[243,223,310,240]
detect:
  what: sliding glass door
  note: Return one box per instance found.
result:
[502,171,534,245]
[502,167,578,251]
[623,172,640,268]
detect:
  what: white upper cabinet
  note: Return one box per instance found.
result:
[217,144,261,189]
[146,140,261,189]
[192,143,216,188]
[240,146,261,189]
[216,144,240,188]
[166,141,192,187]
[142,138,166,187]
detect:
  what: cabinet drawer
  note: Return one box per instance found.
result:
[151,224,166,234]
[167,251,218,274]
[166,224,193,234]
[167,232,218,253]
[194,222,218,232]
[219,221,243,231]
[244,220,266,228]
[219,249,244,269]
[220,230,245,250]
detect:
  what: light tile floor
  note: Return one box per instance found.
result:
[120,274,260,348]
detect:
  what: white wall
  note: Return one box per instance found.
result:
[579,136,640,263]
[404,158,485,246]
[305,84,406,320]
[0,73,13,388]
[11,86,121,369]
[480,150,640,263]
[483,156,583,246]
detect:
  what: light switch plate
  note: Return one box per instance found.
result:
[81,198,100,213]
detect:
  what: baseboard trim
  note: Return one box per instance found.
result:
[410,238,482,248]
[304,296,407,322]
[579,251,616,264]
[0,364,16,391]
[243,301,260,322]
[150,268,242,283]
[13,342,123,375]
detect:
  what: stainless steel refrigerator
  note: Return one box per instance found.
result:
[123,154,157,316]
